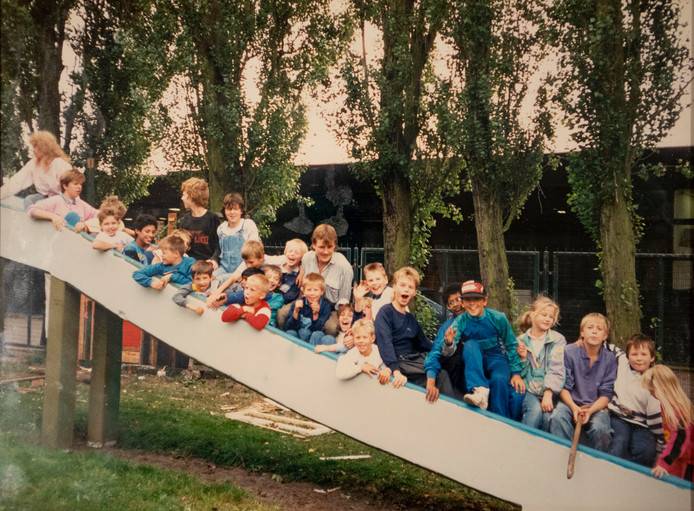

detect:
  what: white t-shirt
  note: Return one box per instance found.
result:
[0,157,73,199]
[217,218,260,241]
[335,345,384,380]
[95,230,134,247]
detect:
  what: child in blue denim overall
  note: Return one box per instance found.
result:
[441,281,525,418]
[516,296,566,431]
[214,193,259,281]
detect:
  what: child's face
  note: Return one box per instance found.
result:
[265,271,280,291]
[100,215,120,236]
[365,270,387,294]
[161,247,182,265]
[136,225,156,246]
[446,293,463,315]
[63,180,82,199]
[532,305,556,332]
[312,239,335,265]
[245,256,263,269]
[302,282,323,303]
[581,318,608,347]
[284,246,303,267]
[338,309,354,332]
[462,297,487,317]
[244,280,266,305]
[627,345,654,373]
[224,205,242,224]
[393,276,416,308]
[353,330,375,356]
[193,273,212,291]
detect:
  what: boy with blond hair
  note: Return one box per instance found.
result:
[221,273,271,330]
[132,234,194,289]
[284,272,334,346]
[336,319,388,381]
[354,262,393,321]
[374,267,454,400]
[178,177,220,263]
[279,238,307,303]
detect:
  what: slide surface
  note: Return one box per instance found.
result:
[1,200,691,511]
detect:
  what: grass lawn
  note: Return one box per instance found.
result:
[0,365,517,510]
[0,436,275,511]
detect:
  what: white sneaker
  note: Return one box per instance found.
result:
[464,387,489,410]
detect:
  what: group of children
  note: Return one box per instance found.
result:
[23,169,693,483]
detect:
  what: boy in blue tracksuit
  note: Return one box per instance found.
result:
[427,280,524,418]
[132,234,194,289]
[284,272,335,346]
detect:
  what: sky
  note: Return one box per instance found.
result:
[60,2,692,169]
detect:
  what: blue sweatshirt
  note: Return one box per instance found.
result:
[375,304,431,372]
[132,257,194,287]
[426,307,522,378]
[284,297,332,332]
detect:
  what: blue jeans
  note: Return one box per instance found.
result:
[609,414,657,467]
[464,342,519,418]
[522,392,552,431]
[549,402,612,452]
[285,329,335,347]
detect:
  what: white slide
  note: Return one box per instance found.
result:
[1,199,692,510]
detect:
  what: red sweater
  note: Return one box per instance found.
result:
[657,422,693,482]
[221,300,270,331]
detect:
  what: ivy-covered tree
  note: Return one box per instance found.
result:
[67,0,178,205]
[166,0,346,232]
[550,0,692,344]
[441,0,553,315]
[330,0,462,273]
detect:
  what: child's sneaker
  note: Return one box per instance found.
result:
[464,387,489,410]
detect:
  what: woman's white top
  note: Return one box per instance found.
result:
[0,157,73,199]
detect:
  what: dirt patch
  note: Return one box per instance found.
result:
[100,447,397,511]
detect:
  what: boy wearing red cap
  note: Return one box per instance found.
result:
[427,280,524,418]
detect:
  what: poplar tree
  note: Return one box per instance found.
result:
[550,0,692,344]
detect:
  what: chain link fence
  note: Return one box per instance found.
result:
[2,250,691,367]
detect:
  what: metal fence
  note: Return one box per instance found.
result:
[2,250,691,366]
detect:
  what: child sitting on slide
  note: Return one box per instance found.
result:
[284,272,334,346]
[353,262,393,321]
[642,364,694,482]
[132,234,194,290]
[172,260,219,315]
[336,319,387,381]
[549,313,616,452]
[516,296,566,432]
[123,214,158,265]
[221,273,271,331]
[314,303,357,354]
[607,333,663,467]
[27,169,95,232]
[92,198,133,252]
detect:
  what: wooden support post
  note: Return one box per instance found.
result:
[87,303,122,447]
[41,276,80,448]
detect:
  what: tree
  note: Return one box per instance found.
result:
[330,0,462,273]
[66,0,178,205]
[166,0,345,232]
[550,0,692,344]
[441,0,553,315]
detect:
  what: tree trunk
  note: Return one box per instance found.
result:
[381,171,412,275]
[471,179,512,316]
[206,137,228,211]
[33,1,69,139]
[599,192,641,347]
